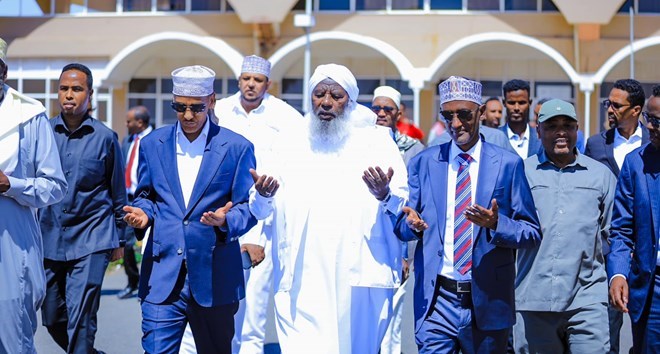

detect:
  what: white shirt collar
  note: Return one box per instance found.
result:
[506,124,530,141]
[231,92,269,117]
[450,138,482,164]
[614,122,643,143]
[135,125,152,140]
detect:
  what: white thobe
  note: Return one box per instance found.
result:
[254,123,408,354]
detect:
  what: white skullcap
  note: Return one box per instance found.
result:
[241,55,271,78]
[0,37,7,66]
[373,86,401,109]
[438,76,482,106]
[171,65,215,97]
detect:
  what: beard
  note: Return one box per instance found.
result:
[309,110,351,151]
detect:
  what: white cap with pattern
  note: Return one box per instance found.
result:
[241,55,271,77]
[438,76,482,106]
[171,65,215,97]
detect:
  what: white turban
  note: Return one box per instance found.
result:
[373,86,401,109]
[308,64,376,127]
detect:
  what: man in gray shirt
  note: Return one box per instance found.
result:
[515,99,616,353]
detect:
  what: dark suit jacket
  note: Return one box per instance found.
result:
[133,122,257,307]
[394,141,541,332]
[499,124,541,158]
[584,125,650,177]
[607,143,660,323]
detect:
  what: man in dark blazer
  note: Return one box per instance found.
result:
[118,105,152,300]
[395,76,542,353]
[586,79,649,354]
[608,85,660,354]
[500,79,541,158]
[585,79,649,177]
[123,65,257,354]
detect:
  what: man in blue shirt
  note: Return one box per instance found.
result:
[39,63,127,354]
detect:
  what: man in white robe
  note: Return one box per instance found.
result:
[251,64,408,354]
[0,37,67,354]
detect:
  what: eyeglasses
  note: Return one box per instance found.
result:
[602,99,630,110]
[171,102,206,114]
[642,111,660,128]
[439,109,478,122]
[371,105,395,113]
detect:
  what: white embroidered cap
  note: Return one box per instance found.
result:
[438,76,482,106]
[171,65,215,97]
[0,37,7,66]
[373,86,401,109]
[241,55,271,77]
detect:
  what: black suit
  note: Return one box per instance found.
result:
[499,124,542,158]
[585,125,650,177]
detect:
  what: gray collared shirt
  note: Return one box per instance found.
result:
[516,150,616,312]
[40,114,127,261]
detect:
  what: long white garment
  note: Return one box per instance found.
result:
[0,86,67,354]
[179,92,302,354]
[267,123,408,354]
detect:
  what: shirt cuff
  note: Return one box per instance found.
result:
[380,192,404,215]
[609,274,626,286]
[2,176,24,198]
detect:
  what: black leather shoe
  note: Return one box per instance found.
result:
[117,286,137,299]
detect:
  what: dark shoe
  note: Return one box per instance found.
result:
[117,286,137,299]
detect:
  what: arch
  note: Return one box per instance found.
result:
[268,31,417,82]
[592,35,660,84]
[426,32,581,85]
[100,31,245,86]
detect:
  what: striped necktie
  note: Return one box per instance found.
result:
[454,153,473,275]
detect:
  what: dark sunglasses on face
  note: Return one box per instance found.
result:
[642,111,660,128]
[439,109,477,122]
[171,102,206,114]
[371,105,395,113]
[602,99,630,110]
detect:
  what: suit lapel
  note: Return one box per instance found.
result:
[604,129,620,175]
[158,127,186,214]
[644,148,660,248]
[429,144,450,244]
[185,123,227,217]
[475,143,501,241]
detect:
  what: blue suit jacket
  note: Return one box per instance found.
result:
[607,143,660,323]
[133,122,257,307]
[395,141,541,332]
[584,125,650,177]
[499,124,541,157]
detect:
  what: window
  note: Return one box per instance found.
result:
[23,80,46,94]
[639,0,660,13]
[505,0,536,11]
[157,0,185,11]
[123,0,151,11]
[430,0,462,10]
[191,0,222,11]
[356,0,387,10]
[618,0,632,13]
[467,0,499,11]
[319,0,351,10]
[481,80,503,98]
[392,0,422,10]
[282,78,304,94]
[541,0,558,11]
[129,79,157,93]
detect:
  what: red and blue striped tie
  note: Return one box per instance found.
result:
[454,153,473,275]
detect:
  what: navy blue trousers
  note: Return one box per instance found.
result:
[631,269,660,354]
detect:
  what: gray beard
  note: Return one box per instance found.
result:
[309,111,350,151]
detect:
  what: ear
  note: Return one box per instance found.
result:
[208,93,216,110]
[478,104,486,117]
[632,104,642,118]
[266,80,272,91]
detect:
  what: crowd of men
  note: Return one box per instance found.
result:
[0,33,659,354]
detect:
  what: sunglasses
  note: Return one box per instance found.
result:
[371,105,396,113]
[602,99,630,110]
[171,102,207,114]
[642,111,660,128]
[439,109,477,122]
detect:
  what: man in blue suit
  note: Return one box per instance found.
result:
[123,65,257,354]
[608,84,660,354]
[500,79,541,158]
[395,76,542,353]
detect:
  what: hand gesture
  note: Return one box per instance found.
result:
[0,170,9,193]
[465,199,499,230]
[250,169,279,198]
[200,201,233,227]
[241,243,265,267]
[402,206,428,234]
[123,206,149,229]
[609,277,629,313]
[362,166,394,201]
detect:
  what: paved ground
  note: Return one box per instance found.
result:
[34,266,634,353]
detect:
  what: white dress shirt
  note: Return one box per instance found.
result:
[176,119,209,208]
[126,125,152,195]
[613,123,643,169]
[440,139,482,281]
[506,124,530,159]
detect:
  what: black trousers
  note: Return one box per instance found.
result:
[42,250,111,354]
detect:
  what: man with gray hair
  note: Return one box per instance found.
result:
[0,36,67,354]
[123,65,258,354]
[251,64,408,353]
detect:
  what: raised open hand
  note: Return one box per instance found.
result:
[362,166,394,201]
[465,198,499,230]
[250,168,279,198]
[200,201,233,227]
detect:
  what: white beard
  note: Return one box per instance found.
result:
[309,110,351,152]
